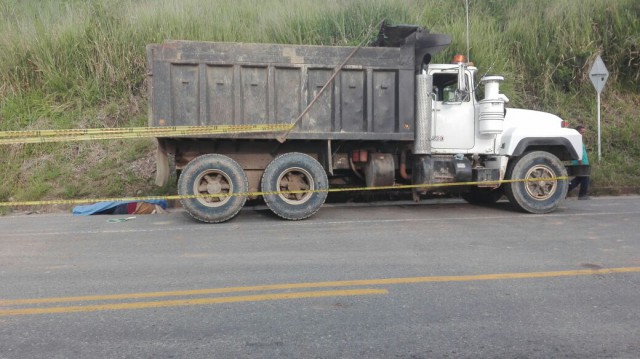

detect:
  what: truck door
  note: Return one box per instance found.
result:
[430,71,475,150]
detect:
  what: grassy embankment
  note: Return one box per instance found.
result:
[0,0,638,213]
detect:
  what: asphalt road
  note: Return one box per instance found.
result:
[1,196,639,358]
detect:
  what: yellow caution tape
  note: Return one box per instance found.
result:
[0,124,294,145]
[0,177,568,208]
[0,122,570,209]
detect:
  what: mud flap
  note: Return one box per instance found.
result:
[155,139,170,187]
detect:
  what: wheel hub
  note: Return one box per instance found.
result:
[278,168,313,204]
[195,171,232,207]
[284,174,305,191]
[525,165,557,200]
[207,181,222,194]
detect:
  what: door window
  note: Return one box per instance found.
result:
[433,73,469,102]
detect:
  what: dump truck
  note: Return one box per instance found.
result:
[146,24,583,223]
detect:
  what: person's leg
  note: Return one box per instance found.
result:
[568,177,578,192]
[578,176,590,198]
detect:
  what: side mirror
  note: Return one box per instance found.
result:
[457,63,467,92]
[455,63,469,102]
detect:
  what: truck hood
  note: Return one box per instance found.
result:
[498,108,583,159]
[503,108,563,130]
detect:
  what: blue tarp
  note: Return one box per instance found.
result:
[72,200,167,216]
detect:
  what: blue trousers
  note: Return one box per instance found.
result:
[568,176,590,197]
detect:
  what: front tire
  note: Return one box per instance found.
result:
[178,154,248,223]
[504,151,568,214]
[261,152,328,220]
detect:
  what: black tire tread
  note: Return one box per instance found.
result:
[261,152,328,220]
[177,154,248,223]
[504,151,568,214]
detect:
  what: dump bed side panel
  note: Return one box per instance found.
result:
[147,41,415,140]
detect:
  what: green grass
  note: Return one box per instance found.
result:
[1,0,639,211]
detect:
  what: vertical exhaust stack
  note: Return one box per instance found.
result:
[412,72,434,196]
[414,73,433,155]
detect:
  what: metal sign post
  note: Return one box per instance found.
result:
[589,55,609,161]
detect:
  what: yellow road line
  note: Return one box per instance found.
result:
[0,289,387,317]
[2,267,638,306]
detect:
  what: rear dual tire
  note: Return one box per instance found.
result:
[178,154,248,223]
[261,152,328,220]
[178,152,329,222]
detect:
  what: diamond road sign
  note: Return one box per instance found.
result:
[589,55,609,94]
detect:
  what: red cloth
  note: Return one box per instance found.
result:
[127,202,138,214]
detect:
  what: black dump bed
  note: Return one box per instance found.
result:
[146,24,451,141]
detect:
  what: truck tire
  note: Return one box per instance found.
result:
[461,187,504,205]
[178,154,248,223]
[504,151,568,214]
[261,152,328,220]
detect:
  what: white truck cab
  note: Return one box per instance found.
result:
[413,55,583,213]
[425,61,582,159]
